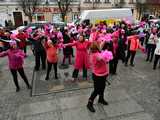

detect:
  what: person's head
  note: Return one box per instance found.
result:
[9,40,17,49]
[51,37,57,45]
[90,42,100,53]
[47,40,53,47]
[79,34,85,42]
[18,29,23,33]
[64,29,68,34]
[121,29,125,35]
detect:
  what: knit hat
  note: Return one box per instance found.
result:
[9,40,17,46]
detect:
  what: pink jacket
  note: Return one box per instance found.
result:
[90,51,113,76]
[0,49,25,70]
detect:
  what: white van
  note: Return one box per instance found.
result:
[78,8,134,25]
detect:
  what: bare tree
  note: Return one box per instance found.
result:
[18,0,42,23]
[56,0,72,22]
[136,0,147,20]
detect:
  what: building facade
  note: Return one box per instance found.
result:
[0,0,159,27]
[0,0,80,27]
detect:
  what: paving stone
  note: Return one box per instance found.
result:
[78,81,93,88]
[62,107,92,120]
[104,99,144,117]
[105,89,131,103]
[119,113,154,120]
[17,100,57,119]
[20,111,59,120]
[109,113,154,120]
[48,84,65,92]
[59,95,89,110]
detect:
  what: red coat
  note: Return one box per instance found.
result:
[16,33,27,49]
[69,41,91,70]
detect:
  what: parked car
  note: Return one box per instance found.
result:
[52,22,65,28]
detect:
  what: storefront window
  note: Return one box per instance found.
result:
[37,14,45,21]
[72,13,79,21]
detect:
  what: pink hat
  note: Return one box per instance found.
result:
[9,40,17,46]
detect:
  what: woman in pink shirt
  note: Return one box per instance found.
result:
[0,40,31,92]
[87,42,113,113]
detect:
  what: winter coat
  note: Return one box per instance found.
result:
[0,48,25,70]
[66,41,91,70]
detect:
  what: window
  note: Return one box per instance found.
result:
[129,0,135,4]
[35,14,45,21]
[104,0,110,3]
[84,0,91,3]
[120,0,125,3]
[94,0,101,3]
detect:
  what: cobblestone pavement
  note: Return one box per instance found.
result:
[0,49,160,120]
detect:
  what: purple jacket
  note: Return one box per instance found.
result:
[0,49,25,70]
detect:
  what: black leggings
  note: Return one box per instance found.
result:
[125,50,136,65]
[153,55,160,69]
[109,58,118,74]
[72,67,87,78]
[89,74,107,102]
[46,61,57,78]
[10,68,30,89]
[35,51,46,70]
[146,44,156,62]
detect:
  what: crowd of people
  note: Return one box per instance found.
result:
[0,19,160,112]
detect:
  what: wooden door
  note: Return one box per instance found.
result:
[13,12,23,27]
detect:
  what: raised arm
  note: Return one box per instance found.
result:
[0,50,8,57]
[64,41,77,47]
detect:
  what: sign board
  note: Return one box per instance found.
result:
[35,7,60,13]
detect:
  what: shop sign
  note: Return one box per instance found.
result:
[35,7,60,13]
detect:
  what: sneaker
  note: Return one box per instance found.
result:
[87,103,95,113]
[130,64,135,67]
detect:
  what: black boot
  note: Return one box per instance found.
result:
[98,96,109,105]
[45,76,49,80]
[16,87,20,92]
[87,100,95,113]
[27,85,32,89]
[55,74,58,79]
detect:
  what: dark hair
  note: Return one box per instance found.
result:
[157,32,160,38]
[51,37,57,44]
